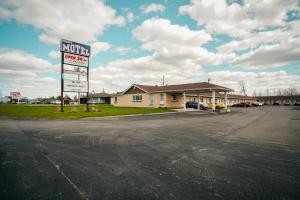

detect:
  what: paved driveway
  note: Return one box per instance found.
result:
[1,106,300,199]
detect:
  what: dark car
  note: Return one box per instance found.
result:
[186,101,207,110]
[294,102,300,106]
[273,102,280,106]
[232,102,251,107]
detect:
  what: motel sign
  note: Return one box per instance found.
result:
[60,39,91,112]
[60,39,91,57]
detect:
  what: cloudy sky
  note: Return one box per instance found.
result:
[0,0,300,98]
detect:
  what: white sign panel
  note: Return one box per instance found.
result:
[64,80,88,92]
[63,65,87,76]
[63,53,89,67]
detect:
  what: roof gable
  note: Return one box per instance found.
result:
[122,85,148,95]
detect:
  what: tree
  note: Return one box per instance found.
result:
[277,89,282,96]
[288,87,297,95]
[238,80,247,96]
[252,90,257,97]
[265,89,270,96]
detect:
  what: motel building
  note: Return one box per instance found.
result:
[112,82,255,111]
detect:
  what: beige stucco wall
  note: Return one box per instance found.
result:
[112,93,165,108]
[112,93,149,107]
[165,93,184,108]
[111,92,256,108]
[112,92,185,108]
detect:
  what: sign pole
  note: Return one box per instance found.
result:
[61,52,64,112]
[86,58,89,112]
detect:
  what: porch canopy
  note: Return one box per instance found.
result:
[134,82,234,111]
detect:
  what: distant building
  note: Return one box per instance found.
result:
[0,96,10,104]
[80,92,113,104]
[256,95,300,105]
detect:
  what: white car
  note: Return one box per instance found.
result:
[253,102,263,106]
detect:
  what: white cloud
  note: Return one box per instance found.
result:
[0,48,59,97]
[0,48,53,73]
[91,42,111,57]
[89,18,220,92]
[0,0,125,44]
[48,50,60,60]
[208,70,300,95]
[142,3,166,14]
[217,21,300,68]
[232,37,300,68]
[132,18,223,67]
[90,56,206,93]
[179,0,298,37]
[1,76,59,98]
[126,12,134,22]
[115,47,132,55]
[133,18,212,49]
[179,0,300,68]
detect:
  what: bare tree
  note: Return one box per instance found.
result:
[288,87,297,95]
[238,80,247,96]
[258,90,262,96]
[265,89,270,96]
[252,90,257,97]
[283,88,289,96]
[277,88,282,96]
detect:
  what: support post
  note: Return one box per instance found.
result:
[212,90,216,112]
[197,92,200,110]
[183,92,186,112]
[225,91,228,110]
[61,52,64,112]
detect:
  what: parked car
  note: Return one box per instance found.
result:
[186,101,208,110]
[208,103,225,109]
[252,102,263,106]
[273,102,280,106]
[284,102,291,106]
[232,102,251,107]
[294,102,300,106]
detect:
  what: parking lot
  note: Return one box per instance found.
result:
[1,106,300,200]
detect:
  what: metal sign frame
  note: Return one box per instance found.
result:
[60,40,90,112]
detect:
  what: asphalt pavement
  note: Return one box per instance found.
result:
[0,106,300,200]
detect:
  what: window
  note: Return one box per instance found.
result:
[114,97,117,103]
[149,94,154,105]
[171,94,177,101]
[160,94,164,101]
[133,95,142,102]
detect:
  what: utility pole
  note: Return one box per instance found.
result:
[162,75,165,86]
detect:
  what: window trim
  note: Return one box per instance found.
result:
[132,95,143,102]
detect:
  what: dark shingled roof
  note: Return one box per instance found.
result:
[134,82,232,93]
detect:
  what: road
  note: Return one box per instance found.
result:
[1,106,300,199]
